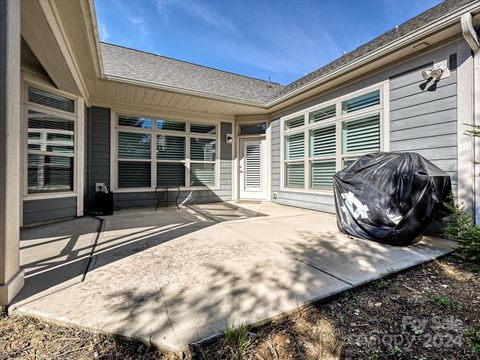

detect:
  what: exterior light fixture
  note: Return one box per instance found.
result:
[225,133,233,144]
[421,65,447,81]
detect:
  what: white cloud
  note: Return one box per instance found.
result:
[98,21,110,41]
[155,0,239,35]
[127,14,150,39]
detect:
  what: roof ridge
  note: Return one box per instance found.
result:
[100,41,284,87]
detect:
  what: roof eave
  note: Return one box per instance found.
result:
[103,73,271,108]
[265,1,480,109]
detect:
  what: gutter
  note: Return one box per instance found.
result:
[461,11,480,225]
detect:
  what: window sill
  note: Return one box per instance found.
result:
[24,192,77,201]
[114,186,220,193]
[279,187,334,196]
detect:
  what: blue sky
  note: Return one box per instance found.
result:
[95,0,443,85]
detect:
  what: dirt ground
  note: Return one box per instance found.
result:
[1,255,479,360]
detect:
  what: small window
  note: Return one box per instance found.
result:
[285,163,304,188]
[26,109,75,194]
[118,115,152,128]
[239,122,267,135]
[285,132,304,160]
[190,138,216,161]
[28,155,74,193]
[118,161,151,188]
[28,87,75,113]
[342,114,380,155]
[310,160,336,190]
[309,126,336,157]
[309,105,336,123]
[284,115,304,130]
[190,163,215,186]
[190,123,216,135]
[341,90,380,114]
[118,132,151,159]
[157,135,185,160]
[156,163,185,187]
[156,119,185,132]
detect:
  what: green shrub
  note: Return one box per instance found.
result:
[442,200,480,263]
[223,322,253,357]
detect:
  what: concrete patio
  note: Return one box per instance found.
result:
[10,202,454,352]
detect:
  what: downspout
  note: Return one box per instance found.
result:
[461,12,480,224]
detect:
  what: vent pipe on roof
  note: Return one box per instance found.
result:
[461,12,479,51]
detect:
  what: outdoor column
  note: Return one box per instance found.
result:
[0,0,24,306]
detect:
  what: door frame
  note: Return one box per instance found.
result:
[233,119,271,201]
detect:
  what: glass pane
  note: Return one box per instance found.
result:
[28,110,74,154]
[27,154,73,193]
[156,119,185,132]
[285,162,304,188]
[190,123,216,135]
[157,135,185,160]
[118,115,152,128]
[190,163,215,186]
[309,105,336,123]
[311,161,336,190]
[343,157,359,168]
[190,138,216,161]
[28,87,75,113]
[118,132,151,159]
[285,115,304,130]
[343,114,380,154]
[341,90,380,114]
[310,126,336,157]
[239,123,267,135]
[118,161,151,188]
[285,132,304,160]
[157,163,185,187]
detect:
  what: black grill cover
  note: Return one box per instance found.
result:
[333,152,451,246]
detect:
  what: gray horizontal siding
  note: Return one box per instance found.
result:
[87,106,111,210]
[389,60,458,191]
[268,42,461,214]
[23,197,77,225]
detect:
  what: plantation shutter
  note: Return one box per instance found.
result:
[310,126,336,157]
[190,163,215,186]
[157,163,185,187]
[28,87,75,113]
[285,163,304,188]
[190,138,216,161]
[284,115,304,130]
[341,90,380,114]
[343,114,380,154]
[309,105,336,123]
[285,133,304,160]
[157,135,185,160]
[311,161,336,190]
[118,132,151,188]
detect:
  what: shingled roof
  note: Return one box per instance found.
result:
[101,43,283,104]
[100,0,476,106]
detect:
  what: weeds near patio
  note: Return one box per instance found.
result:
[431,295,461,312]
[222,322,253,358]
[463,327,480,353]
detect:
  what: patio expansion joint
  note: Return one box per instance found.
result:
[218,221,355,287]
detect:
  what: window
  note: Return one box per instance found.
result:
[282,87,383,191]
[239,122,267,135]
[284,132,304,188]
[115,115,218,189]
[25,87,77,194]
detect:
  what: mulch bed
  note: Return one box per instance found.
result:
[1,255,479,359]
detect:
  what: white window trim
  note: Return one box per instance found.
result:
[22,80,84,211]
[111,110,221,192]
[280,81,390,195]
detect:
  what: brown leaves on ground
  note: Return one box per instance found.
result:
[1,256,479,359]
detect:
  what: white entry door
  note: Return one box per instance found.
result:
[240,138,267,200]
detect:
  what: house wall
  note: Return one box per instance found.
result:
[23,197,77,225]
[270,40,464,213]
[87,106,232,210]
